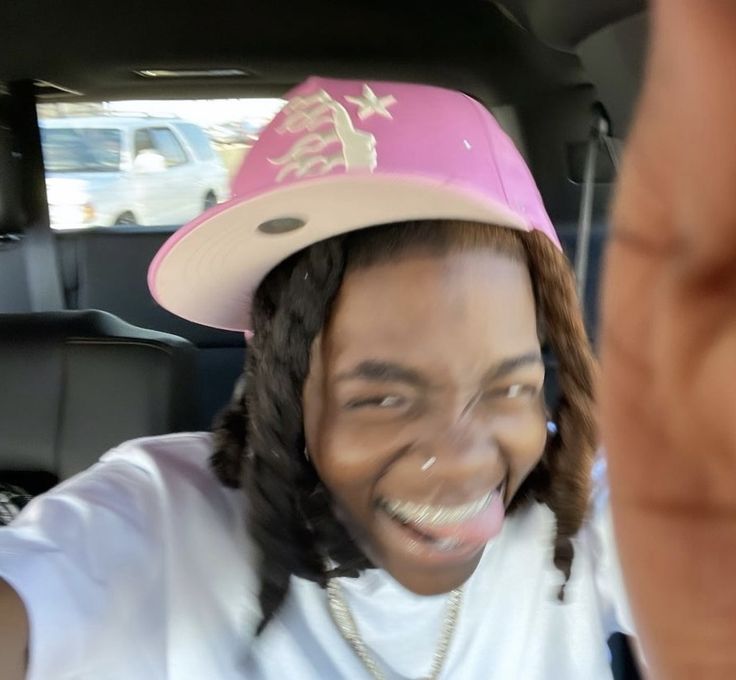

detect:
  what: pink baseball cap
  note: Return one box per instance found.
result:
[149,76,560,332]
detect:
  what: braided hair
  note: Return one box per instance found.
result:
[211,220,597,632]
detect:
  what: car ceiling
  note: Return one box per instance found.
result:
[0,1,645,126]
[1,1,571,99]
[0,0,648,227]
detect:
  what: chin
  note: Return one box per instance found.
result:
[380,545,486,596]
[357,505,490,595]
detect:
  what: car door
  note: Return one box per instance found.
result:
[131,125,194,226]
[147,126,200,224]
[132,127,169,225]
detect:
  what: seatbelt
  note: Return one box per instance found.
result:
[9,81,64,311]
[574,113,620,303]
[601,132,622,173]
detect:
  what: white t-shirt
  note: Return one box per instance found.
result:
[0,432,634,679]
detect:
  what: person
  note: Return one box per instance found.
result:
[0,77,634,679]
[601,2,736,678]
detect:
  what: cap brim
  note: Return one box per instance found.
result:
[148,173,532,332]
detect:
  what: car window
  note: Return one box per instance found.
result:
[40,128,122,173]
[173,122,217,162]
[148,127,189,167]
[134,128,155,156]
[37,99,285,230]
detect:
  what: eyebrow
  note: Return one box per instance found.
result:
[335,360,427,387]
[335,352,543,387]
[481,352,544,383]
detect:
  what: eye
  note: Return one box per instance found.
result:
[485,383,539,401]
[505,384,537,399]
[345,394,408,410]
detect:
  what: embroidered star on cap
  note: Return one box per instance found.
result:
[345,84,397,121]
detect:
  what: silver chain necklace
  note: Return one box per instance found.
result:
[326,580,463,680]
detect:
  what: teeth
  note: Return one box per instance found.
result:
[433,536,462,551]
[383,489,495,527]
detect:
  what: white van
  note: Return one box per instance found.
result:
[40,116,231,229]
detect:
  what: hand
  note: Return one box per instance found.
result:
[0,579,27,679]
[602,2,736,678]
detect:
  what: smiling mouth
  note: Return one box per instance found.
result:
[375,481,505,555]
[380,488,499,528]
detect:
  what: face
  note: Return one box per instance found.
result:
[302,249,547,595]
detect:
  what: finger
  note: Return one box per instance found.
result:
[648,1,736,274]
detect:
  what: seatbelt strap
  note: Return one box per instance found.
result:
[10,81,64,311]
[575,112,622,304]
[574,116,608,302]
[601,132,621,173]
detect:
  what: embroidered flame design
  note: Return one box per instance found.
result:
[268,90,378,182]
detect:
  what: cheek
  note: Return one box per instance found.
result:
[310,415,385,506]
[310,433,389,552]
[310,385,419,497]
[496,404,548,480]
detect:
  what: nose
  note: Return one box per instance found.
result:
[414,418,503,500]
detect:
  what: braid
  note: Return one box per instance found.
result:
[519,230,599,597]
[211,374,248,488]
[214,237,359,632]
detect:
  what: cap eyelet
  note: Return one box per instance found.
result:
[257,217,307,234]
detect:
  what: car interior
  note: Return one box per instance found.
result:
[0,1,647,677]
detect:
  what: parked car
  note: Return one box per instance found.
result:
[40,116,231,229]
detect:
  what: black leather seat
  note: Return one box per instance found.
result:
[56,228,246,430]
[0,310,197,487]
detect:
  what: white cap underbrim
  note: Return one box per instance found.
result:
[149,173,531,332]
